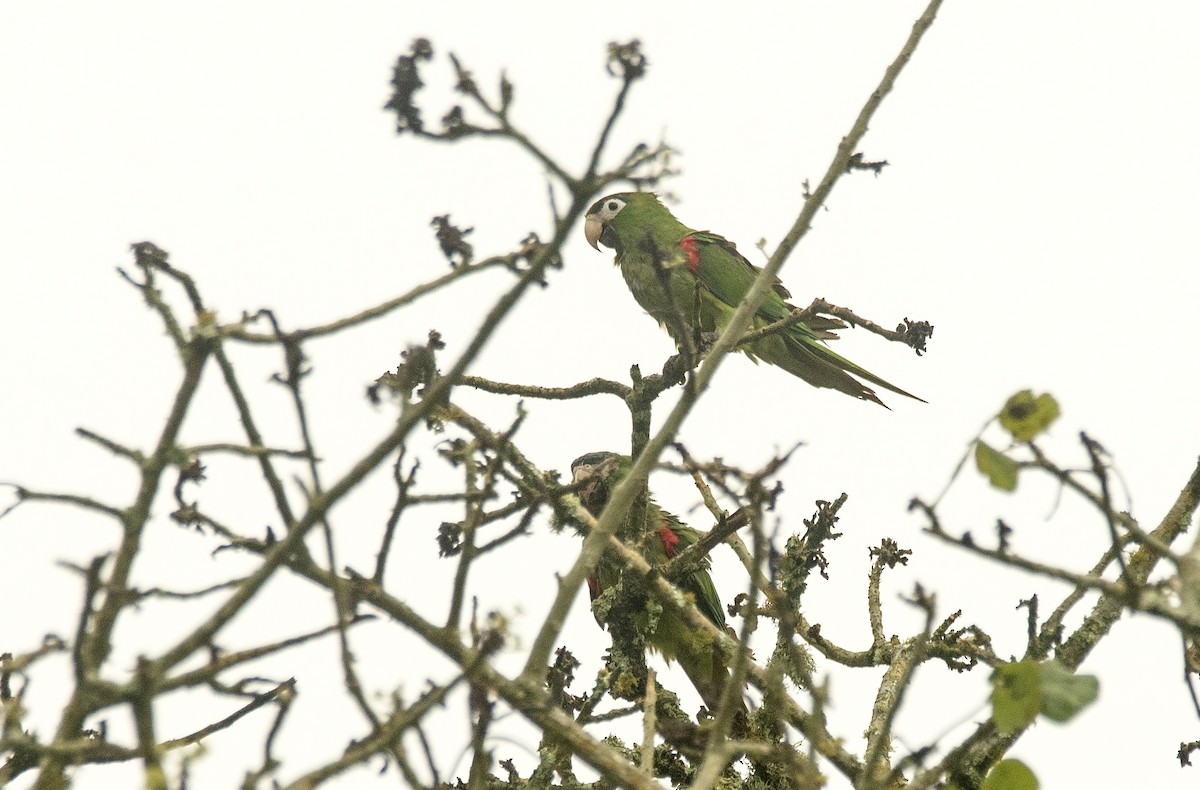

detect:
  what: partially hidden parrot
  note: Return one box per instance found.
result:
[583,192,922,408]
[571,451,740,713]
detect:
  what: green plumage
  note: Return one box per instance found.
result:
[584,192,922,407]
[571,452,738,712]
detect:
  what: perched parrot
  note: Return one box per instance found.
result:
[583,192,922,408]
[571,451,739,713]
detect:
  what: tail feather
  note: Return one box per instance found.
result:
[678,647,746,715]
[755,331,924,408]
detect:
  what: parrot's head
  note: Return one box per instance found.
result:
[570,451,628,516]
[584,192,662,252]
[583,194,631,251]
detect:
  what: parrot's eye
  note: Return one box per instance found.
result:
[606,201,619,211]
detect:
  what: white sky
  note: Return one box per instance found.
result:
[2,2,1199,788]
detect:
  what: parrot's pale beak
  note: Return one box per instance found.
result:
[583,215,604,250]
[572,467,599,501]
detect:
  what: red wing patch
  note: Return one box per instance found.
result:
[679,236,701,273]
[587,576,601,601]
[657,525,681,558]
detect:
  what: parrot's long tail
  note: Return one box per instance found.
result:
[679,650,747,716]
[762,331,925,409]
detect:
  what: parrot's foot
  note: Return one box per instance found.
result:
[660,352,691,387]
[697,331,721,355]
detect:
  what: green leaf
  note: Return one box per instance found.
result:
[982,759,1038,790]
[1038,660,1099,722]
[999,390,1060,442]
[976,440,1018,491]
[992,660,1099,735]
[992,661,1040,734]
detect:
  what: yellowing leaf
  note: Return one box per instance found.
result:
[999,391,1060,442]
[992,661,1040,734]
[976,440,1018,492]
[982,759,1038,790]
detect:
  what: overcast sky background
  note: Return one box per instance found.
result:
[3,2,1199,788]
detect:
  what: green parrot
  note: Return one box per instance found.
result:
[571,451,740,713]
[583,192,922,407]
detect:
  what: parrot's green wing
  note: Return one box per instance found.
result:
[687,230,822,336]
[643,506,738,712]
[686,230,925,405]
[654,512,726,630]
[689,230,795,307]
